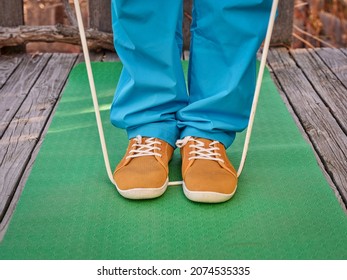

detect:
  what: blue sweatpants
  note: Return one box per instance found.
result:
[110,0,273,148]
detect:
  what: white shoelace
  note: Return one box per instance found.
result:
[175,136,224,163]
[126,135,162,159]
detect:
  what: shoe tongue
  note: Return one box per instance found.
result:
[133,136,151,145]
[195,137,214,147]
[140,137,148,144]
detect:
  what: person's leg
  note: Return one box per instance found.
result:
[177,0,273,148]
[111,0,186,199]
[110,0,187,148]
[176,0,273,203]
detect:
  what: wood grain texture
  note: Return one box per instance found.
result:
[0,54,51,138]
[268,65,347,213]
[0,25,114,51]
[75,51,104,64]
[0,53,77,223]
[290,48,347,134]
[102,51,119,62]
[340,48,347,57]
[271,0,294,45]
[0,54,23,89]
[315,48,347,89]
[0,0,24,27]
[0,0,25,53]
[0,53,111,239]
[268,48,347,204]
[0,53,81,240]
[89,0,112,33]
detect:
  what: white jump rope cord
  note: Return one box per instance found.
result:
[74,0,116,185]
[237,0,278,176]
[73,0,278,186]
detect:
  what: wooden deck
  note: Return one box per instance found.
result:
[0,47,346,239]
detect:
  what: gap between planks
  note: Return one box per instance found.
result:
[0,51,116,241]
[0,53,79,240]
[268,47,347,209]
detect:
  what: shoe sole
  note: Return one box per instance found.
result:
[115,178,169,200]
[182,182,237,203]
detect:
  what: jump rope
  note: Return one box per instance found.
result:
[72,0,279,187]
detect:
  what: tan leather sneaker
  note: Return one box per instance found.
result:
[113,135,174,200]
[176,136,238,203]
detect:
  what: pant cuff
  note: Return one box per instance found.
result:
[127,121,179,148]
[179,127,236,148]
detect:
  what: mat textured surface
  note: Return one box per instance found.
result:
[0,62,347,260]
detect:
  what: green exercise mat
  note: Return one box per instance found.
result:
[0,62,346,260]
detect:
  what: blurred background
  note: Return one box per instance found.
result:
[293,0,347,48]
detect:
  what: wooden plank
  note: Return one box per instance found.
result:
[0,54,23,89]
[0,52,106,240]
[0,0,24,27]
[183,0,193,51]
[290,48,347,134]
[0,53,80,240]
[0,0,24,53]
[89,0,112,33]
[272,0,294,45]
[102,51,119,62]
[267,48,347,204]
[0,136,40,241]
[0,53,77,223]
[315,48,347,89]
[268,53,347,213]
[75,51,119,64]
[75,52,104,64]
[0,54,51,138]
